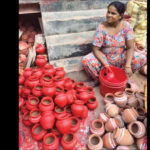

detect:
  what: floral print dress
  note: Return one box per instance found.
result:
[82,21,147,82]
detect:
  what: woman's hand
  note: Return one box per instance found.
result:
[104,65,112,73]
[125,67,133,77]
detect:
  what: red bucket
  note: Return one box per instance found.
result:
[99,66,127,97]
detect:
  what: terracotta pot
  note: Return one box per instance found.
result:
[32,83,43,97]
[42,84,56,97]
[128,121,146,138]
[40,111,55,130]
[54,106,66,119]
[43,133,59,150]
[77,91,91,103]
[122,107,139,123]
[55,85,64,96]
[29,109,41,124]
[23,111,33,127]
[23,68,32,78]
[26,75,40,89]
[70,116,80,133]
[113,127,134,145]
[61,133,77,150]
[102,132,117,149]
[22,86,31,98]
[87,96,98,110]
[144,118,147,128]
[86,86,95,98]
[64,77,74,90]
[136,107,146,122]
[26,96,39,111]
[43,64,56,76]
[105,103,119,117]
[104,93,114,104]
[35,55,47,68]
[115,115,125,128]
[54,75,65,87]
[136,136,147,150]
[75,82,86,93]
[21,102,29,114]
[88,134,103,150]
[55,67,65,78]
[35,43,45,54]
[39,97,54,112]
[66,90,75,105]
[71,100,84,118]
[98,112,110,123]
[114,91,128,107]
[31,123,47,141]
[105,118,121,132]
[80,105,88,119]
[90,119,105,136]
[31,68,43,78]
[54,93,67,108]
[19,74,25,85]
[56,114,72,134]
[116,146,131,150]
[19,97,24,109]
[40,73,54,87]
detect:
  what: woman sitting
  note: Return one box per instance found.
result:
[82,1,147,87]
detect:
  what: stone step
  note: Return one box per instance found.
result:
[45,31,94,60]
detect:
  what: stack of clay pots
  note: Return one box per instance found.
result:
[19,63,98,150]
[87,89,147,150]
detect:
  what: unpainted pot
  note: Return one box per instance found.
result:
[87,134,103,150]
[29,108,41,124]
[102,132,117,149]
[104,93,114,104]
[70,116,80,133]
[135,91,145,108]
[122,107,139,123]
[116,146,131,150]
[115,115,125,128]
[128,121,146,138]
[87,97,98,110]
[23,111,33,127]
[136,107,146,122]
[136,136,147,150]
[113,127,134,146]
[61,133,77,150]
[90,119,105,136]
[98,112,110,123]
[105,103,119,117]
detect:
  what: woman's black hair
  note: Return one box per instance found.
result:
[108,1,126,16]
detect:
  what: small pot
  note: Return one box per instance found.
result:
[64,77,74,90]
[136,107,146,122]
[23,111,33,127]
[26,75,40,89]
[80,105,88,119]
[35,55,47,68]
[105,103,119,117]
[22,86,31,98]
[26,96,39,111]
[136,136,147,150]
[21,102,29,114]
[29,109,41,124]
[115,115,125,128]
[87,97,98,110]
[54,106,66,119]
[54,93,67,108]
[42,84,56,98]
[23,68,32,78]
[87,134,103,150]
[55,85,64,96]
[98,112,110,123]
[53,75,65,87]
[32,83,43,97]
[55,67,66,78]
[104,93,114,104]
[43,64,56,76]
[77,91,91,103]
[86,86,95,98]
[31,68,43,78]
[66,90,76,105]
[70,116,80,133]
[40,73,54,87]
[75,82,86,93]
[35,43,45,54]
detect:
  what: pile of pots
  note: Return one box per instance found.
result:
[87,88,147,150]
[19,63,98,149]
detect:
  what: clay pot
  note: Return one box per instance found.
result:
[98,112,110,123]
[128,121,146,138]
[77,91,91,103]
[122,107,139,123]
[56,114,72,134]
[55,67,65,78]
[19,97,24,109]
[22,86,31,98]
[114,91,128,107]
[32,84,43,97]
[86,86,95,98]
[31,123,47,141]
[105,118,121,132]
[19,74,25,85]
[66,90,76,105]
[87,96,98,110]
[26,75,40,89]
[31,68,43,78]
[90,119,105,136]
[64,78,74,90]
[54,93,67,108]
[115,115,125,128]
[21,102,29,114]
[136,107,146,122]
[40,111,55,130]
[42,84,56,97]
[35,55,47,68]
[87,134,103,150]
[39,97,54,112]
[104,93,114,104]
[80,105,88,119]
[70,116,80,133]
[23,68,32,78]
[135,91,145,108]
[136,136,147,150]
[29,109,41,124]
[35,43,45,54]
[55,85,64,96]
[71,100,84,118]
[54,75,65,87]
[61,133,77,150]
[102,132,117,149]
[40,73,54,86]
[105,103,119,117]
[116,146,131,150]
[65,105,72,115]
[43,133,59,150]
[43,64,56,76]
[144,118,147,128]
[113,127,134,145]
[23,111,33,127]
[75,82,86,93]
[26,96,39,111]
[54,106,66,119]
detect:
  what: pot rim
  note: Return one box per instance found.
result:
[32,123,43,134]
[62,133,75,144]
[23,111,30,120]
[92,119,103,130]
[44,133,57,146]
[28,96,39,106]
[30,109,41,118]
[41,97,53,106]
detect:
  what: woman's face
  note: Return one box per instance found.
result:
[106,5,122,24]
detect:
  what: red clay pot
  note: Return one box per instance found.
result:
[23,68,32,78]
[75,82,86,93]
[70,116,80,133]
[23,111,33,127]
[19,97,24,109]
[32,83,43,97]
[66,90,75,105]
[55,85,64,96]
[64,78,74,90]
[31,123,47,141]
[35,44,45,54]
[64,105,72,116]
[26,75,40,89]
[56,114,72,134]
[55,67,65,78]
[35,55,47,68]
[19,74,25,85]
[71,100,84,118]
[29,109,41,124]
[21,102,29,114]
[81,105,88,119]
[43,64,56,76]
[54,106,66,119]
[77,91,91,103]
[54,93,67,108]
[54,75,65,87]
[61,133,77,150]
[40,73,54,86]
[42,84,56,97]
[43,133,59,150]
[31,68,43,78]
[22,86,31,98]
[40,111,55,130]
[86,86,95,98]
[39,97,54,112]
[87,97,98,110]
[26,96,39,111]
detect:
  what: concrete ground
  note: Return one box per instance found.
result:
[66,69,147,149]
